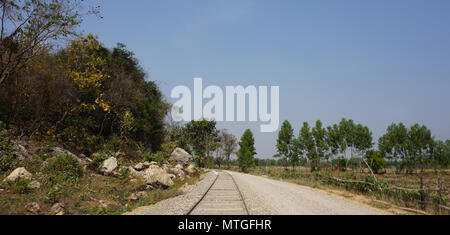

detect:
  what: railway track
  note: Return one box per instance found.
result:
[187,171,249,215]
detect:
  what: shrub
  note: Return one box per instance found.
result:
[0,122,14,173]
[142,151,165,165]
[364,150,387,174]
[44,154,84,183]
[9,178,31,194]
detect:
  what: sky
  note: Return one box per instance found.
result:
[81,0,450,159]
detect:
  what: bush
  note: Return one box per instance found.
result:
[142,151,165,165]
[0,122,14,173]
[44,154,84,183]
[364,150,387,174]
[9,178,31,194]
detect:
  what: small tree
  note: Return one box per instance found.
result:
[219,130,238,168]
[378,123,409,173]
[184,119,219,167]
[237,129,256,173]
[276,120,297,170]
[364,150,386,174]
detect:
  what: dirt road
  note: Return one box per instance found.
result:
[229,171,386,215]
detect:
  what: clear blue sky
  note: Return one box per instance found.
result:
[81,0,450,158]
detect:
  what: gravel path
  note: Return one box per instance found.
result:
[134,170,385,215]
[229,171,386,215]
[135,171,218,215]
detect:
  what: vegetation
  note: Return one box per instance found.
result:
[237,129,257,173]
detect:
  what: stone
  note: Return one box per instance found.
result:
[51,147,77,158]
[3,167,32,183]
[185,164,198,176]
[167,166,186,179]
[169,148,193,166]
[51,203,65,215]
[129,165,174,188]
[100,157,118,175]
[26,202,40,214]
[134,163,148,171]
[29,180,41,189]
[12,143,30,160]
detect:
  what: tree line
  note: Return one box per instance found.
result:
[276,119,449,174]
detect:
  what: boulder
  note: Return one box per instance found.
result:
[100,157,118,175]
[134,162,149,171]
[3,167,32,183]
[25,202,40,214]
[185,164,198,176]
[51,203,65,215]
[167,165,186,179]
[169,148,193,166]
[129,165,174,188]
[29,180,41,189]
[12,143,30,160]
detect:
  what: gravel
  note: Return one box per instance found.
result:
[136,170,218,215]
[132,170,386,215]
[229,171,386,215]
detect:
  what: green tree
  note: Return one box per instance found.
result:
[237,129,257,173]
[297,122,319,172]
[310,120,329,171]
[0,0,94,85]
[364,150,386,174]
[184,119,219,167]
[276,120,298,170]
[378,123,409,173]
[432,140,450,169]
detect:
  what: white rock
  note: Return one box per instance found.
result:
[184,164,198,176]
[26,202,40,214]
[51,203,65,215]
[100,157,118,175]
[169,148,193,166]
[3,167,32,182]
[29,180,41,189]
[129,165,174,188]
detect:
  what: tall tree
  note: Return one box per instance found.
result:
[310,120,329,171]
[276,120,298,170]
[237,129,256,173]
[297,122,316,171]
[219,130,238,167]
[184,119,219,167]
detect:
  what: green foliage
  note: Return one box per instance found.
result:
[44,154,84,184]
[276,120,299,169]
[0,122,14,172]
[237,129,257,173]
[364,150,387,174]
[142,151,166,165]
[184,119,219,167]
[332,156,347,171]
[8,178,31,194]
